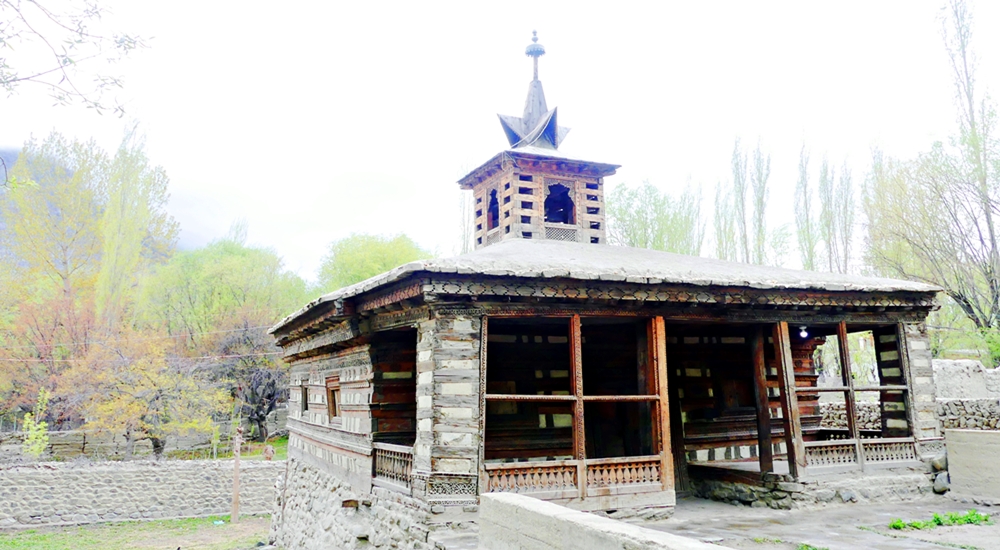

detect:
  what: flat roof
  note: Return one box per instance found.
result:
[270,240,941,334]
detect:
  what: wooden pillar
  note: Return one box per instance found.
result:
[651,316,674,493]
[773,322,805,479]
[478,317,489,494]
[836,321,864,470]
[569,314,587,498]
[751,326,773,475]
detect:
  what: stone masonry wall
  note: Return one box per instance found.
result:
[270,456,434,550]
[819,402,881,431]
[0,459,283,528]
[933,359,1000,431]
[904,323,939,439]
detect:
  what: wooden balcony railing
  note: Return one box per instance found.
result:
[484,455,666,499]
[373,442,413,493]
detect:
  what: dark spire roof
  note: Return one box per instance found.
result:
[497,31,570,150]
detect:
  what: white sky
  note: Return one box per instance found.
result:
[4,1,999,283]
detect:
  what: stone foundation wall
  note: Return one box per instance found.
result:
[0,459,283,528]
[270,456,444,550]
[819,402,881,431]
[693,470,933,510]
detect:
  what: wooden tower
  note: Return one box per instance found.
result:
[458,32,620,249]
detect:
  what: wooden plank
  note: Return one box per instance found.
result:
[652,316,675,493]
[569,314,587,498]
[751,326,774,475]
[478,317,489,497]
[773,322,805,479]
[837,321,865,470]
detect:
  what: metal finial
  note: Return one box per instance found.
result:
[525,31,545,81]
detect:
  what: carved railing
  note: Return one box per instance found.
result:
[586,456,661,488]
[372,442,413,491]
[484,460,578,494]
[862,438,916,463]
[804,440,857,467]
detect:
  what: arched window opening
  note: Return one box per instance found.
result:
[544,184,575,225]
[487,190,500,230]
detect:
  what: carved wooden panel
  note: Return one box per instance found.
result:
[862,439,917,463]
[486,463,578,493]
[586,457,661,488]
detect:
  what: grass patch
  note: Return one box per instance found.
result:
[796,544,829,550]
[0,515,268,550]
[752,537,784,544]
[888,510,992,531]
[168,434,288,461]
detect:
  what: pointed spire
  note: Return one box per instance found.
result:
[497,31,569,150]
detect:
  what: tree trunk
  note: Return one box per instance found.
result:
[254,420,268,443]
[151,436,166,459]
[124,432,135,461]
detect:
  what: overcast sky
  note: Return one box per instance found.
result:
[4,1,999,283]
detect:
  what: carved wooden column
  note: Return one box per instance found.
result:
[569,314,587,498]
[751,326,773,475]
[836,321,864,471]
[773,322,805,479]
[651,316,674,493]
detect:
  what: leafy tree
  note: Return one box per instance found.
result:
[317,233,430,292]
[606,181,703,255]
[863,0,1000,357]
[21,387,49,459]
[63,327,227,459]
[795,145,820,271]
[0,0,144,116]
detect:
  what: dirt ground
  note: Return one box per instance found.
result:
[646,495,1000,550]
[0,515,270,550]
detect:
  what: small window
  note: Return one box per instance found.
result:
[586,194,598,201]
[586,183,599,190]
[523,231,533,238]
[477,223,482,231]
[476,197,482,203]
[504,211,510,218]
[519,174,533,182]
[519,187,533,195]
[504,196,511,204]
[505,225,511,234]
[326,375,341,419]
[590,221,601,230]
[505,182,511,190]
[476,209,482,218]
[487,190,499,230]
[522,201,533,209]
[300,386,309,413]
[587,207,600,215]
[590,237,600,244]
[477,237,482,244]
[521,215,531,224]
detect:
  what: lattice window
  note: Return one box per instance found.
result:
[545,226,577,242]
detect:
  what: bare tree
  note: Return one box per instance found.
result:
[0,0,144,115]
[713,181,738,261]
[750,143,770,265]
[731,139,750,262]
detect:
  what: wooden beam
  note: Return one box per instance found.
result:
[569,314,587,498]
[751,326,773,475]
[651,316,674,493]
[773,322,805,479]
[837,321,864,470]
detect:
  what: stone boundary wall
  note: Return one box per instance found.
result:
[0,459,283,529]
[937,399,1000,430]
[479,493,726,550]
[819,402,880,431]
[0,409,287,462]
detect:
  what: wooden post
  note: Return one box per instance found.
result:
[478,317,489,496]
[836,321,864,470]
[232,426,243,523]
[651,316,674,493]
[751,326,773,475]
[569,314,587,498]
[773,322,805,479]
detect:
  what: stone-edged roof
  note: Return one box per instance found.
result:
[457,147,620,189]
[271,240,941,334]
